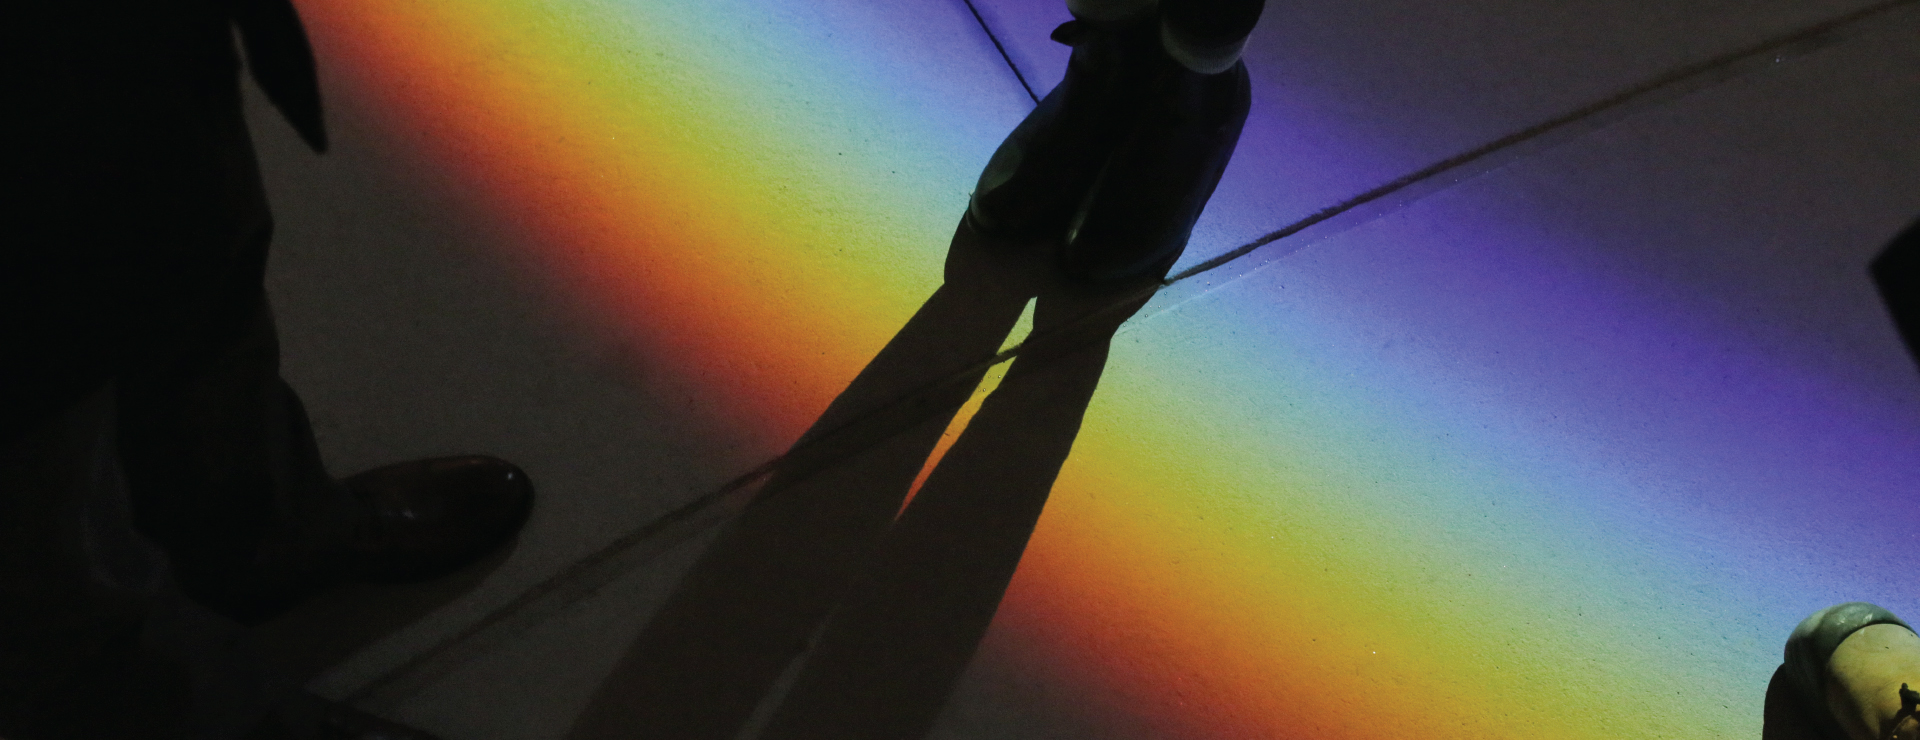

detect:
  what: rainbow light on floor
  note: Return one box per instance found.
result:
[297,0,1920,737]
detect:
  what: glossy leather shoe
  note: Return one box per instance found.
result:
[967,13,1160,242]
[1059,53,1250,283]
[340,456,534,584]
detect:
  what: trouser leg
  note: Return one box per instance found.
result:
[117,294,359,626]
[0,385,306,740]
[0,385,191,739]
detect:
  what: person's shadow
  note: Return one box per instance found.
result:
[565,214,1158,740]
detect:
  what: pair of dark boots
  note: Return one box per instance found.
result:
[968,0,1262,282]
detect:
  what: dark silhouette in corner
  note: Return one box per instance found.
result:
[4,3,530,738]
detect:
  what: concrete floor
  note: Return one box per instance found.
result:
[247,0,1920,737]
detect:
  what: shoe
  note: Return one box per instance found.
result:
[1783,602,1920,740]
[967,13,1161,242]
[187,455,534,625]
[340,455,535,584]
[1058,54,1250,283]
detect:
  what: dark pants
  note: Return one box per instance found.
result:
[5,0,357,620]
[115,295,360,627]
[0,381,315,740]
[3,4,348,734]
[0,231,355,740]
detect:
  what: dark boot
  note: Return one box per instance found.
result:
[1059,55,1251,282]
[339,455,534,585]
[118,298,533,625]
[967,12,1161,242]
[1056,0,1261,282]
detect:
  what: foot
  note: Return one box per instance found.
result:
[161,455,535,626]
[1055,0,1261,284]
[1058,54,1251,283]
[340,455,535,584]
[967,12,1160,242]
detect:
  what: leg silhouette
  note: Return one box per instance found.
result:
[567,219,1046,740]
[757,280,1152,740]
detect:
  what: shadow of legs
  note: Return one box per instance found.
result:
[566,218,1044,740]
[756,283,1151,740]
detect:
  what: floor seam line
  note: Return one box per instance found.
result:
[962,0,1040,104]
[1166,0,1920,288]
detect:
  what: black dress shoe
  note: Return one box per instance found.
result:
[185,455,534,625]
[967,14,1160,242]
[341,456,534,584]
